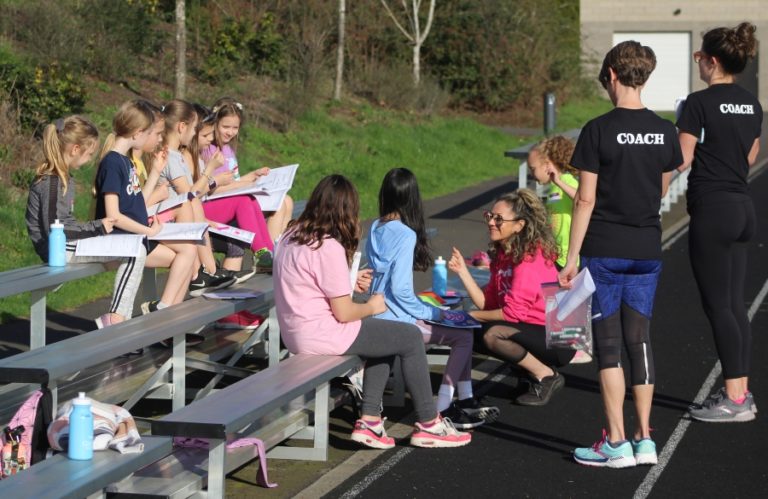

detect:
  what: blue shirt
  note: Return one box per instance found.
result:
[365,219,442,324]
[95,151,148,229]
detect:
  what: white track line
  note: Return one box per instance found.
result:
[633,277,768,499]
[338,448,414,499]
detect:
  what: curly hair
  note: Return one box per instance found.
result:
[285,174,360,264]
[598,40,656,89]
[531,135,578,176]
[702,22,757,75]
[488,189,559,265]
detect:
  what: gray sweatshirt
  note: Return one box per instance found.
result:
[26,175,105,261]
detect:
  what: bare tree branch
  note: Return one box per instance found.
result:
[380,0,414,42]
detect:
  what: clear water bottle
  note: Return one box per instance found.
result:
[432,256,448,297]
[227,157,241,181]
[68,392,93,461]
[48,219,66,267]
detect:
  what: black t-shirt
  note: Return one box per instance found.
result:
[676,83,762,206]
[571,108,682,259]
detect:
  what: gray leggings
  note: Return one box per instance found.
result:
[344,318,437,422]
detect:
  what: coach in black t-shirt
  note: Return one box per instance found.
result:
[559,41,682,469]
[678,22,762,424]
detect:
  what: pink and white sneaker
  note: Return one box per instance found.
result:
[215,310,265,330]
[410,416,472,448]
[350,419,396,449]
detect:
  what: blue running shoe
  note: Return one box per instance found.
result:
[631,437,657,465]
[573,430,637,468]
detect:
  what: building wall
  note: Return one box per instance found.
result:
[581,0,767,108]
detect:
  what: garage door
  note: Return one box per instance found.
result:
[613,32,690,111]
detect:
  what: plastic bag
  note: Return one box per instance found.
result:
[542,268,595,354]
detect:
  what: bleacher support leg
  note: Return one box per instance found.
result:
[29,289,47,350]
[172,335,186,411]
[268,306,280,366]
[206,438,226,498]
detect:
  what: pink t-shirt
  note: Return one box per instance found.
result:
[273,234,361,355]
[201,144,239,179]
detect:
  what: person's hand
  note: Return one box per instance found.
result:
[101,217,117,233]
[241,171,260,183]
[546,165,561,184]
[147,217,163,237]
[448,246,468,276]
[255,166,270,177]
[355,268,373,294]
[367,293,387,315]
[558,260,578,289]
[215,171,234,187]
[151,147,168,173]
[207,150,225,172]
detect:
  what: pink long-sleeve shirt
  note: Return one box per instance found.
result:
[483,247,557,325]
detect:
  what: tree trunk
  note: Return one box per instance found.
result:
[413,42,420,87]
[175,0,187,99]
[334,0,346,101]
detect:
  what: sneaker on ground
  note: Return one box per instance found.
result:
[573,430,637,468]
[222,267,257,285]
[410,416,472,448]
[215,310,265,330]
[254,249,273,274]
[141,300,159,315]
[695,387,758,415]
[631,437,657,465]
[455,396,500,423]
[95,313,113,329]
[569,350,593,364]
[350,418,395,450]
[189,267,236,297]
[439,402,484,429]
[515,370,565,406]
[689,393,756,423]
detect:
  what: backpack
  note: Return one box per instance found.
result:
[1,388,53,479]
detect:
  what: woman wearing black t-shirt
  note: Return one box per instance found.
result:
[678,23,762,423]
[560,41,682,468]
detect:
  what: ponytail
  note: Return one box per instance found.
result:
[35,116,99,195]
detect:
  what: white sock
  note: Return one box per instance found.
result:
[457,381,473,401]
[436,384,455,412]
[157,301,169,310]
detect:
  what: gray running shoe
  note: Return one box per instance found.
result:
[689,393,755,423]
[692,387,757,415]
[747,391,758,414]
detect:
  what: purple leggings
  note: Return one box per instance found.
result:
[203,195,273,252]
[416,321,473,387]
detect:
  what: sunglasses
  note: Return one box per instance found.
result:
[693,50,709,64]
[483,210,522,227]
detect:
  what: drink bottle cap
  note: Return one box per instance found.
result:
[51,219,64,229]
[73,392,90,405]
[435,256,445,264]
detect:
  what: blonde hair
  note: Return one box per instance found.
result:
[99,99,155,160]
[489,188,559,265]
[531,135,578,176]
[34,116,99,194]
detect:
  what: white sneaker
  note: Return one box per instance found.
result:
[410,416,472,448]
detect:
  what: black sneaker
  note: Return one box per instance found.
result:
[141,300,159,315]
[221,267,256,285]
[456,396,501,422]
[189,267,236,297]
[515,370,565,406]
[439,402,484,429]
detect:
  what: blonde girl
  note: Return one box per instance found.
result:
[25,116,146,329]
[527,135,578,269]
[201,97,294,242]
[94,99,196,313]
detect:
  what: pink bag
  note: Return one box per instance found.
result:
[173,437,277,488]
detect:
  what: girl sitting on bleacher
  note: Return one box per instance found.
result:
[25,116,146,329]
[273,174,471,449]
[366,168,499,428]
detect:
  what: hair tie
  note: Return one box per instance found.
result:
[160,105,166,113]
[235,102,243,111]
[54,118,65,133]
[211,105,220,114]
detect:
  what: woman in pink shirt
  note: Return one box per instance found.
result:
[449,189,575,406]
[273,175,470,450]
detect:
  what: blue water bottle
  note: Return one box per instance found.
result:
[432,256,448,297]
[68,392,93,461]
[48,219,66,267]
[227,157,241,181]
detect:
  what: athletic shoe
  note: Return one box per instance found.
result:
[573,430,637,468]
[228,267,257,284]
[569,350,593,364]
[747,391,758,414]
[350,418,395,450]
[410,416,472,448]
[439,402,484,429]
[515,370,565,406]
[215,310,265,330]
[189,267,236,297]
[694,387,757,415]
[141,300,159,315]
[95,313,114,329]
[689,393,756,423]
[631,437,658,465]
[456,396,500,422]
[254,249,273,274]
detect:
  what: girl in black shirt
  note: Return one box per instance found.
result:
[678,22,762,423]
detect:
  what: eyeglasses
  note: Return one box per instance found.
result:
[483,210,521,227]
[693,51,709,64]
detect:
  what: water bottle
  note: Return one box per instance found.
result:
[48,219,66,267]
[227,157,241,181]
[68,392,93,461]
[432,256,448,297]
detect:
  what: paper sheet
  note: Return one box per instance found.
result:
[553,268,596,321]
[148,223,209,241]
[349,251,361,296]
[147,191,189,217]
[75,234,145,257]
[204,164,299,208]
[209,223,256,245]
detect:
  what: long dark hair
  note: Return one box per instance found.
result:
[378,168,432,271]
[286,174,360,264]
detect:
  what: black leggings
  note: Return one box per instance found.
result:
[480,321,575,368]
[594,304,655,385]
[689,193,755,379]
